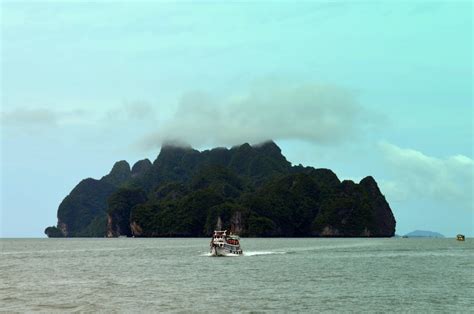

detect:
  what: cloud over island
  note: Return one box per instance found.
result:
[138,83,373,149]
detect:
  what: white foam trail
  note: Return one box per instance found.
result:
[244,251,287,256]
[201,250,287,257]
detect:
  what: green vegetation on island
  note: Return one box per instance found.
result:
[45,141,396,238]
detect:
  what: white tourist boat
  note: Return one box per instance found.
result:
[210,230,243,256]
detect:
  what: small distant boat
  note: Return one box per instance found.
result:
[210,230,243,256]
[456,234,465,241]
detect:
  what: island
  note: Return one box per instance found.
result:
[403,230,445,238]
[45,141,396,238]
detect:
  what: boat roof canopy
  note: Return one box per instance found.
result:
[213,230,240,239]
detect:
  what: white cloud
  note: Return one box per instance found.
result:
[1,108,60,126]
[1,102,157,135]
[138,83,372,149]
[379,142,473,209]
[0,107,88,129]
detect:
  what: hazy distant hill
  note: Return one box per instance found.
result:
[45,141,396,238]
[404,230,445,238]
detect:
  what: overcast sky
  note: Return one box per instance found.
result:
[1,1,472,237]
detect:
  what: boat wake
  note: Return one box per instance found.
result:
[243,251,287,256]
[201,250,287,257]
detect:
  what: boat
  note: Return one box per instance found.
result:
[457,234,465,241]
[210,230,243,256]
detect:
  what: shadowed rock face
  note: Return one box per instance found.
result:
[46,141,396,238]
[131,159,152,177]
[359,176,396,237]
[308,176,395,237]
[102,161,131,186]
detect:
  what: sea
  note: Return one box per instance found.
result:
[1,238,472,312]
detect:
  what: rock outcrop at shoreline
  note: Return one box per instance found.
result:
[45,141,396,238]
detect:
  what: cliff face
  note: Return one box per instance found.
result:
[51,178,117,237]
[45,161,134,237]
[46,141,396,238]
[310,177,395,237]
[106,188,147,237]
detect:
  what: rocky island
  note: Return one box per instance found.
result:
[403,230,445,238]
[45,141,396,238]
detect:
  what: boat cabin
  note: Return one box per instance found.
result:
[212,230,240,245]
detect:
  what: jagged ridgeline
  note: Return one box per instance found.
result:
[45,141,396,238]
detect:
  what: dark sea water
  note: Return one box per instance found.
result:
[1,238,472,312]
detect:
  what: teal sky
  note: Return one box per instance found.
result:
[1,1,472,237]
